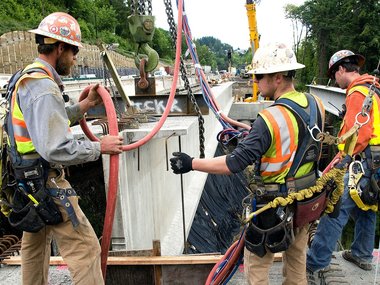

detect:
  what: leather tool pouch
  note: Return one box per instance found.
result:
[8,160,63,232]
[245,207,294,257]
[293,189,327,228]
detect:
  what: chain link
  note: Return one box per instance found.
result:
[128,0,136,15]
[164,0,205,158]
[147,0,152,15]
[129,0,152,16]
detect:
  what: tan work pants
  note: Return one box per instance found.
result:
[21,170,103,285]
[244,225,309,285]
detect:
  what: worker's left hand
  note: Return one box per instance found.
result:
[87,83,103,107]
[170,152,193,174]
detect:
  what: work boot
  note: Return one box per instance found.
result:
[320,263,349,284]
[307,268,322,285]
[342,250,372,271]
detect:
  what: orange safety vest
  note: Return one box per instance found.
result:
[10,62,54,154]
[337,84,380,152]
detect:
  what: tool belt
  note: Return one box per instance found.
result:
[256,172,323,228]
[7,158,64,233]
[245,207,294,257]
[290,172,328,227]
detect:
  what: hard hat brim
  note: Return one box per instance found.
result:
[247,62,305,74]
[327,54,365,78]
[29,29,83,48]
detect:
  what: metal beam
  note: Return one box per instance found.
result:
[307,84,345,117]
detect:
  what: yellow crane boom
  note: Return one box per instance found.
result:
[245,0,259,102]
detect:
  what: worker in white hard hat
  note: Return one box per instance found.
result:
[170,42,325,284]
[5,12,123,285]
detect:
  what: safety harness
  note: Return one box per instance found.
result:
[347,82,380,211]
[0,63,79,232]
[243,93,326,259]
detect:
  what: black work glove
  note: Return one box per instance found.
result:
[170,152,194,174]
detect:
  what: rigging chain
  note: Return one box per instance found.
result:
[128,0,152,15]
[164,0,206,158]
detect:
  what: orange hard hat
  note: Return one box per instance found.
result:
[29,12,82,47]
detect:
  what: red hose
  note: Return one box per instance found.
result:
[78,86,119,279]
[78,0,185,280]
[205,228,246,285]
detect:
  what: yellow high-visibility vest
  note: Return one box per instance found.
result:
[10,62,54,154]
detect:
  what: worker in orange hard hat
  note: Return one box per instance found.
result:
[4,12,123,285]
[306,50,380,284]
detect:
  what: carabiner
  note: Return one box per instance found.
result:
[348,160,364,192]
[308,124,322,142]
[355,112,370,128]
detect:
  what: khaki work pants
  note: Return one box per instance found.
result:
[21,169,104,285]
[244,224,309,285]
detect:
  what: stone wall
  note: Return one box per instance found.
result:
[0,31,136,74]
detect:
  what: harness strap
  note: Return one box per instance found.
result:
[275,93,321,178]
[48,188,79,228]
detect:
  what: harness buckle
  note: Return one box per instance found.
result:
[307,124,322,142]
[348,161,364,193]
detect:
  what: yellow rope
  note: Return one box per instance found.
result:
[243,167,346,224]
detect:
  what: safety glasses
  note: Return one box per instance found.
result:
[70,45,79,56]
[255,74,265,81]
[330,68,338,80]
[64,44,79,56]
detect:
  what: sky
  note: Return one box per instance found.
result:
[154,0,305,50]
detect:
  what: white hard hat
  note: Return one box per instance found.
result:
[247,42,304,74]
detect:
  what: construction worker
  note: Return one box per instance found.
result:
[170,42,325,285]
[306,50,380,284]
[6,12,123,285]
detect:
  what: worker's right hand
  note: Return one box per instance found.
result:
[170,152,193,174]
[100,135,123,154]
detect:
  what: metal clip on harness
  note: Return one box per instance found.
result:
[348,161,378,211]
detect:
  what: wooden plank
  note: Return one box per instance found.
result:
[153,240,162,285]
[3,253,282,266]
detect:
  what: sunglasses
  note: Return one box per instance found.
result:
[330,68,338,80]
[63,44,79,56]
[70,45,79,56]
[255,74,265,81]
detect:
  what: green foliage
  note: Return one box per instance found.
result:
[152,28,174,61]
[294,0,380,83]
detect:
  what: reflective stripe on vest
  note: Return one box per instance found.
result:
[11,62,54,154]
[338,85,380,151]
[259,105,298,183]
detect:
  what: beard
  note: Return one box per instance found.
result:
[55,55,72,76]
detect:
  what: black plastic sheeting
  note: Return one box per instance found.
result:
[187,144,249,254]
